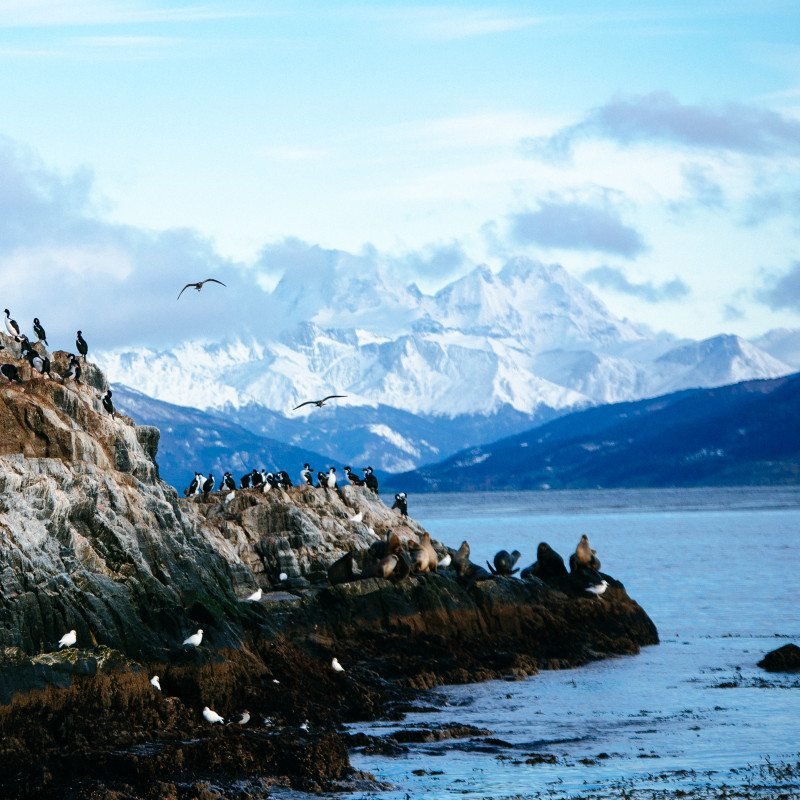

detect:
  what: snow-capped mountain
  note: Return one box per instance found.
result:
[96,257,796,473]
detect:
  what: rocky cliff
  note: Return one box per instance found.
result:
[0,343,658,799]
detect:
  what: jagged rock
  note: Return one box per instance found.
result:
[758,643,800,672]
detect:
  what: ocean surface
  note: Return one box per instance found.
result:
[330,486,800,799]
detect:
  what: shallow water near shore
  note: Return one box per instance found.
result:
[319,486,800,799]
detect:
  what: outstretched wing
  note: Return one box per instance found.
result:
[322,395,348,402]
[292,400,316,411]
[177,283,194,299]
[201,278,227,288]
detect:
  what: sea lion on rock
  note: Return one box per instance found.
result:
[487,549,521,576]
[369,531,403,560]
[408,540,431,573]
[419,532,438,572]
[522,542,568,583]
[327,552,362,585]
[372,554,399,579]
[569,534,601,573]
[449,540,493,586]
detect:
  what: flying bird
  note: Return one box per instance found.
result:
[177,278,227,300]
[182,628,203,647]
[202,706,225,724]
[292,394,347,411]
[150,675,161,691]
[58,629,77,649]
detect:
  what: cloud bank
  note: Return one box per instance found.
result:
[756,261,800,312]
[583,265,690,303]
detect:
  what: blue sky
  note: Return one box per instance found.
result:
[1,0,799,346]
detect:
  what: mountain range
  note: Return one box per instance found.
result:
[386,372,800,491]
[98,256,800,476]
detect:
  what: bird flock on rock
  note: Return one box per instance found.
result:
[0,309,115,415]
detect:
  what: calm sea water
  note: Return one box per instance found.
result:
[336,487,800,799]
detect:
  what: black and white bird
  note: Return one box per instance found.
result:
[185,473,201,496]
[223,472,236,492]
[202,473,215,499]
[194,473,206,495]
[240,472,251,489]
[58,629,77,648]
[326,467,337,489]
[227,710,250,726]
[4,309,20,338]
[344,466,364,486]
[300,463,313,485]
[150,675,161,691]
[25,348,51,378]
[32,317,48,345]
[0,364,22,383]
[251,469,263,488]
[202,706,225,724]
[585,580,609,599]
[292,394,347,411]
[102,389,115,417]
[316,471,327,488]
[363,466,379,494]
[63,354,81,384]
[76,330,88,361]
[177,278,226,300]
[391,492,408,518]
[278,470,293,488]
[17,335,34,357]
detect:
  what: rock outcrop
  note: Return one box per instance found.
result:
[0,347,658,798]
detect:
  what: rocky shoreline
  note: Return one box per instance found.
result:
[0,345,658,798]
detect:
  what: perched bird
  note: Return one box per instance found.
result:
[349,511,363,523]
[344,466,364,485]
[438,553,452,569]
[240,472,251,489]
[177,278,226,300]
[227,710,250,726]
[58,629,77,648]
[18,335,35,357]
[391,492,408,518]
[76,330,88,361]
[250,469,263,488]
[585,580,609,599]
[326,467,337,489]
[25,349,51,378]
[300,463,313,485]
[331,657,345,673]
[63,354,81,384]
[4,309,20,338]
[102,389,115,417]
[278,572,288,581]
[0,364,22,383]
[150,675,161,691]
[245,588,262,602]
[363,466,379,494]
[222,472,236,492]
[316,470,327,488]
[32,317,48,345]
[292,394,347,411]
[185,472,202,497]
[278,470,293,488]
[202,706,225,724]
[202,473,215,500]
[182,628,203,647]
[224,489,236,505]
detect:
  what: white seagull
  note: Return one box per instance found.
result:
[150,675,161,691]
[58,629,77,648]
[585,580,609,598]
[245,588,262,602]
[331,657,345,673]
[182,628,203,647]
[202,706,225,724]
[349,511,363,523]
[438,553,452,569]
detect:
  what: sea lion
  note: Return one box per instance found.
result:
[327,552,362,585]
[372,554,399,579]
[368,531,403,561]
[408,540,431,573]
[569,534,601,573]
[486,549,521,576]
[522,542,568,582]
[449,540,492,585]
[419,532,438,572]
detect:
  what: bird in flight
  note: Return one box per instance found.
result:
[177,278,227,300]
[292,394,347,411]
